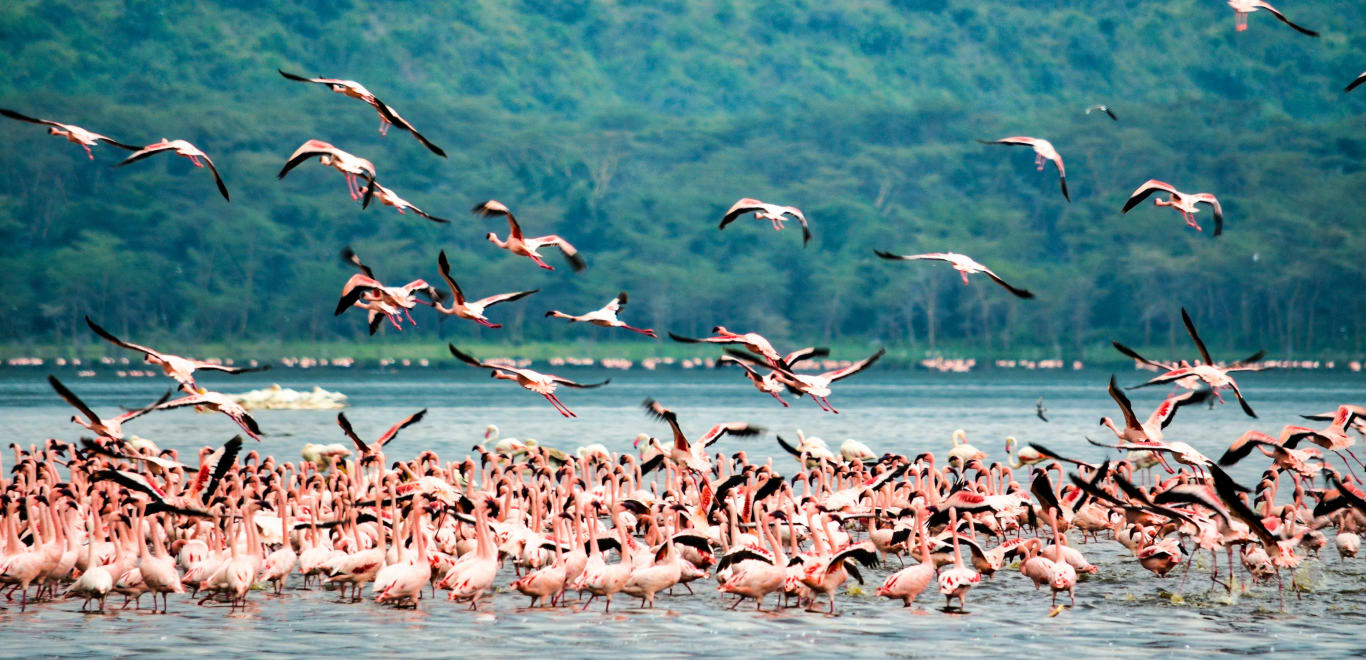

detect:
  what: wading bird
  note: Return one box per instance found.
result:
[358,182,450,223]
[1113,308,1263,417]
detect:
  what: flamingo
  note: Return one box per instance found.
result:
[668,326,783,367]
[134,503,185,613]
[1226,0,1318,36]
[153,388,264,440]
[718,198,812,246]
[67,515,114,612]
[764,347,885,414]
[429,250,539,329]
[472,200,586,272]
[277,69,446,156]
[937,509,981,610]
[641,398,764,473]
[877,506,937,607]
[1121,180,1225,236]
[48,375,169,442]
[978,136,1069,201]
[1005,436,1047,469]
[1084,105,1118,121]
[278,139,378,206]
[116,138,230,201]
[85,316,269,392]
[357,182,450,223]
[336,409,426,458]
[375,498,433,608]
[448,344,608,417]
[1115,308,1263,417]
[0,108,138,158]
[716,355,791,407]
[874,251,1035,299]
[545,291,657,338]
[948,429,987,467]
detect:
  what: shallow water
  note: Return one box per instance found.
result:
[2,365,1363,656]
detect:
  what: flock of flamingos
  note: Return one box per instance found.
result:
[1,1,1365,620]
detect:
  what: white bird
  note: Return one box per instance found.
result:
[546,292,656,338]
[0,108,138,159]
[719,198,811,246]
[1084,105,1118,121]
[875,251,1034,299]
[117,138,230,201]
[978,136,1068,201]
[1121,180,1224,236]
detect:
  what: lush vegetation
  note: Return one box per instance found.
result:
[1,0,1364,362]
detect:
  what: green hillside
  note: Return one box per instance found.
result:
[1,0,1363,361]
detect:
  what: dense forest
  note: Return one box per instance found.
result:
[1,0,1364,361]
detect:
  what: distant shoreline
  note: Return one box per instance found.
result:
[2,340,1360,373]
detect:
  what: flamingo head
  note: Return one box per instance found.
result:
[633,433,650,449]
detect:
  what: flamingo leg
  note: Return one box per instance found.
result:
[770,392,789,407]
[387,313,403,330]
[551,394,577,418]
[823,397,840,414]
[189,155,203,167]
[530,254,554,271]
[475,318,502,329]
[403,307,418,326]
[81,144,94,159]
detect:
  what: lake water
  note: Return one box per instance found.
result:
[2,365,1363,656]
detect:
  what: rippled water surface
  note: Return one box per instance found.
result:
[2,366,1363,656]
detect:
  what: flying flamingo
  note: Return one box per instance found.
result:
[116,138,230,201]
[334,247,439,334]
[1226,0,1318,36]
[715,354,790,407]
[357,182,450,223]
[278,139,378,206]
[545,291,657,338]
[448,344,608,417]
[641,398,764,473]
[1084,105,1118,121]
[734,346,885,414]
[1096,375,1210,452]
[978,136,1069,201]
[85,316,268,392]
[336,408,427,457]
[430,250,538,328]
[668,326,783,367]
[277,69,446,156]
[874,251,1035,299]
[1115,308,1263,417]
[47,375,169,442]
[718,198,812,246]
[1121,180,1225,236]
[0,108,138,159]
[153,389,264,440]
[472,200,586,272]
